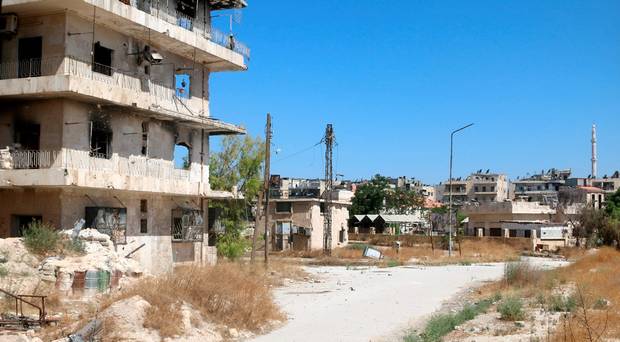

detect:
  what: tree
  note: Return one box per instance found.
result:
[573,207,608,248]
[384,188,425,214]
[210,135,265,259]
[350,175,389,215]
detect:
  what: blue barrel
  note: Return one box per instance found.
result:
[85,270,99,289]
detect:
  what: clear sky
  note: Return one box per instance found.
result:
[208,0,620,184]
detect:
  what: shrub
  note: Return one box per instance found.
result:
[386,259,400,268]
[23,221,60,255]
[548,295,577,312]
[504,262,541,287]
[498,296,525,321]
[0,265,8,278]
[63,237,86,255]
[406,298,494,341]
[217,233,248,260]
[346,243,369,250]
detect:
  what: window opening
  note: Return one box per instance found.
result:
[85,207,127,244]
[93,42,113,76]
[275,202,292,213]
[173,143,191,169]
[18,37,42,78]
[141,122,149,156]
[171,208,204,242]
[10,215,42,237]
[90,121,112,159]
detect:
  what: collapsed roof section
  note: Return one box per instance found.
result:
[209,0,248,10]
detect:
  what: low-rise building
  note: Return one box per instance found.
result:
[265,177,351,251]
[440,171,508,204]
[512,169,571,204]
[461,201,556,237]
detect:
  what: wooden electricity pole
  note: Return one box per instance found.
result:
[323,124,334,256]
[262,113,272,266]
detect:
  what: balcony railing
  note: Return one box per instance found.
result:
[0,56,180,108]
[0,149,194,182]
[123,0,250,60]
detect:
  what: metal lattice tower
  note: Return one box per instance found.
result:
[323,124,334,255]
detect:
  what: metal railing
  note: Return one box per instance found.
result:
[124,0,250,60]
[3,150,59,169]
[0,55,178,107]
[0,149,194,182]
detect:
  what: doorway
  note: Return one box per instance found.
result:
[18,37,42,78]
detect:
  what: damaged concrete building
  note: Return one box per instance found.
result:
[266,176,353,251]
[0,0,249,273]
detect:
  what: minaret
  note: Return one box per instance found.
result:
[591,124,598,179]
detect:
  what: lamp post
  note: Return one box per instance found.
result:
[448,123,474,257]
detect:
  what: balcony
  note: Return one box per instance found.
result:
[2,0,248,70]
[0,56,243,134]
[0,149,210,196]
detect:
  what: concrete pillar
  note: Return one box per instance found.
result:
[477,228,484,237]
[531,229,537,252]
[503,228,510,238]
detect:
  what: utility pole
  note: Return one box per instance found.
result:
[262,113,272,266]
[323,124,334,255]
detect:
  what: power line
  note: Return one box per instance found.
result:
[272,140,322,164]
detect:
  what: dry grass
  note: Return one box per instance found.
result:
[96,262,286,339]
[550,248,620,341]
[473,247,620,341]
[275,239,521,267]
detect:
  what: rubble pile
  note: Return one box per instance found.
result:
[0,229,143,298]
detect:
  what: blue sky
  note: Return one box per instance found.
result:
[208,0,620,184]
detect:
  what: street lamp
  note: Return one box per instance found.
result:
[448,123,474,257]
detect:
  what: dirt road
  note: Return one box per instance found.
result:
[251,259,567,342]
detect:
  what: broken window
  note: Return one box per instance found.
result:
[90,121,112,159]
[85,207,127,244]
[14,122,40,151]
[18,36,42,78]
[141,122,149,156]
[93,42,113,76]
[173,143,191,169]
[175,74,191,99]
[276,202,292,213]
[176,0,197,18]
[140,199,148,213]
[171,208,204,242]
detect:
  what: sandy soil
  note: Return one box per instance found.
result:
[251,257,569,342]
[250,263,504,342]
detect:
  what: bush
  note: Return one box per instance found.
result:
[216,230,249,260]
[498,296,525,321]
[346,243,369,250]
[0,265,8,278]
[23,221,60,255]
[504,262,541,287]
[406,298,494,341]
[548,294,577,312]
[62,237,86,255]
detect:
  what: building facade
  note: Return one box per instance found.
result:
[0,0,249,274]
[440,171,508,204]
[265,177,351,251]
[512,169,571,204]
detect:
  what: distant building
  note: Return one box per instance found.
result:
[461,201,556,237]
[264,176,351,251]
[440,171,508,204]
[512,169,571,204]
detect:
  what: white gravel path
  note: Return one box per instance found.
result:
[251,258,568,342]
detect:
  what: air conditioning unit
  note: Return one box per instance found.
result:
[0,14,18,35]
